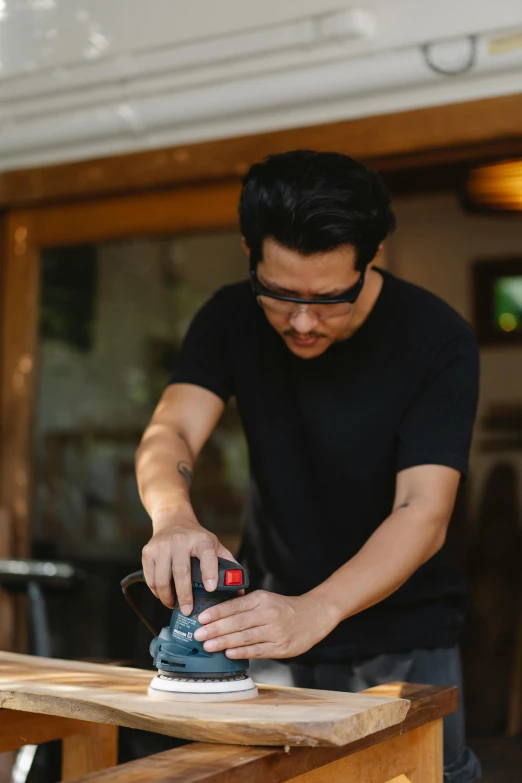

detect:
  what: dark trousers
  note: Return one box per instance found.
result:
[289,646,481,783]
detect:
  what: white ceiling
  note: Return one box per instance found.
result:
[1,0,522,77]
[0,1,521,170]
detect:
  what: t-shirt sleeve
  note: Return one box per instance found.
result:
[168,291,233,403]
[396,330,480,478]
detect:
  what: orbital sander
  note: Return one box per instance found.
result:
[121,556,258,701]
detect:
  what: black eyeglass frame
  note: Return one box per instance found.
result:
[249,266,366,306]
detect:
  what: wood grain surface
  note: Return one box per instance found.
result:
[42,681,455,783]
[0,652,409,747]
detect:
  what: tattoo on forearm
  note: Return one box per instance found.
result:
[177,460,193,488]
[398,502,410,509]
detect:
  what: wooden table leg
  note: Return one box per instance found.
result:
[285,718,443,783]
[0,711,118,783]
[62,723,118,781]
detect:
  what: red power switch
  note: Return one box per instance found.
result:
[224,569,243,586]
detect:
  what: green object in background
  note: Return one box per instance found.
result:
[494,276,522,333]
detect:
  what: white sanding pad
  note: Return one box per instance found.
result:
[147,673,258,702]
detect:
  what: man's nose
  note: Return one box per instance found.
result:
[290,308,318,333]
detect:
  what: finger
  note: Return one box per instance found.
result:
[202,626,269,653]
[194,608,260,641]
[216,544,239,564]
[153,559,175,609]
[171,549,193,615]
[226,642,274,659]
[196,542,219,592]
[198,593,258,625]
[142,556,157,599]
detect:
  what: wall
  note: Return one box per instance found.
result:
[390,192,522,518]
[1,0,521,168]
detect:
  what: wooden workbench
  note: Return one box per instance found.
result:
[0,652,457,782]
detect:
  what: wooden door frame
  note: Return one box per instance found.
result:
[0,180,241,544]
[1,92,522,209]
[0,182,241,650]
[2,92,522,650]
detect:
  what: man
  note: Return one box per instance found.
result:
[137,150,480,782]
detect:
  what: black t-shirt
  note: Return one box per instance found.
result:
[169,269,479,660]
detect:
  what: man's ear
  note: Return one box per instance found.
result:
[367,244,384,268]
[241,237,250,256]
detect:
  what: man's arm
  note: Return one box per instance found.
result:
[137,383,231,612]
[311,463,460,621]
[193,464,460,659]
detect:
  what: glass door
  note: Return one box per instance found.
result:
[32,230,249,661]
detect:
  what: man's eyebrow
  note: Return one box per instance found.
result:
[260,276,348,298]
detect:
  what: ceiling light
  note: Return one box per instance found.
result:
[466,159,522,212]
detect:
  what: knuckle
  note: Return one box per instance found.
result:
[196,533,217,549]
[234,597,247,613]
[242,629,254,644]
[155,577,171,589]
[172,565,190,578]
[234,614,245,631]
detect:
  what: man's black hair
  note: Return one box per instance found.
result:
[239,149,396,272]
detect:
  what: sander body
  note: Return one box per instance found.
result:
[121,557,258,701]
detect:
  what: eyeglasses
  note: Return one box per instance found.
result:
[249,267,365,320]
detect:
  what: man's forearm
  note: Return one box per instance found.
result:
[309,501,448,624]
[136,422,196,528]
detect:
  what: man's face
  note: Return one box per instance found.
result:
[251,237,368,359]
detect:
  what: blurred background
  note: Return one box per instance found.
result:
[0,1,522,781]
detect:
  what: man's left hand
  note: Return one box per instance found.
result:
[193,590,339,659]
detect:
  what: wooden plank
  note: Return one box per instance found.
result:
[17,684,453,783]
[62,724,118,781]
[0,710,110,752]
[45,719,445,783]
[288,721,442,783]
[0,508,16,657]
[1,93,522,208]
[0,213,39,653]
[31,182,241,248]
[0,212,38,562]
[0,652,409,748]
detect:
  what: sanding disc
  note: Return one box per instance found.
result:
[147,673,258,702]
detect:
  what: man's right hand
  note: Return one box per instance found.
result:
[141,507,237,614]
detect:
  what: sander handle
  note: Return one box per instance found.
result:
[120,570,159,637]
[121,557,248,636]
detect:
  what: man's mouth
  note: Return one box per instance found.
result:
[284,330,326,347]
